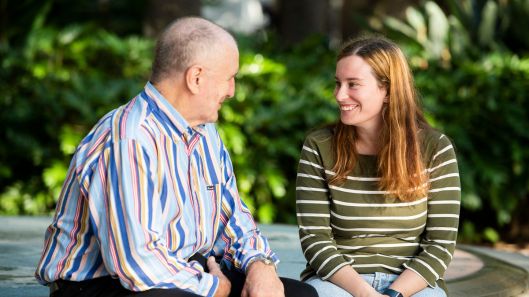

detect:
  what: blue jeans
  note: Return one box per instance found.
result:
[305,272,446,297]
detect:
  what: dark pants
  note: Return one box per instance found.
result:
[50,256,317,297]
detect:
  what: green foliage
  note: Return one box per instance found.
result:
[0,23,338,224]
[416,53,529,242]
[374,0,529,243]
[2,1,529,245]
[379,0,529,64]
[0,20,152,214]
[1,0,146,48]
[219,35,337,223]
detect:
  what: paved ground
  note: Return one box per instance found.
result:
[1,216,528,297]
[0,217,48,297]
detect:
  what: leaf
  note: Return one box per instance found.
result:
[483,227,500,243]
[406,6,427,44]
[257,203,276,224]
[425,1,449,59]
[479,0,498,48]
[384,16,417,40]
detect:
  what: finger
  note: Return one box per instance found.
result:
[207,256,221,273]
[241,285,249,297]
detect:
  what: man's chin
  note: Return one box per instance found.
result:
[207,114,219,124]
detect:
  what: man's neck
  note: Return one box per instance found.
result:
[152,79,201,128]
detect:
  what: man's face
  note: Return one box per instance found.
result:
[197,44,239,124]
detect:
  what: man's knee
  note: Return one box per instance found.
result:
[281,277,319,297]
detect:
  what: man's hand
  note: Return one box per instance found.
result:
[242,260,284,297]
[207,256,231,297]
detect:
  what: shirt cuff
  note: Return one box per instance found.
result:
[241,252,279,273]
[243,254,279,273]
[402,262,437,288]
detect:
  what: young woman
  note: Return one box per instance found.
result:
[295,36,461,297]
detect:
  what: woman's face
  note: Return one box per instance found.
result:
[334,55,387,132]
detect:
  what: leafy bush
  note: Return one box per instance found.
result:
[0,23,152,214]
[0,25,338,224]
[373,0,529,242]
[416,53,529,243]
[2,1,529,245]
[219,35,337,223]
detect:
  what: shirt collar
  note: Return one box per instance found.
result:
[143,82,206,137]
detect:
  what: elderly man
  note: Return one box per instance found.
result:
[35,17,317,297]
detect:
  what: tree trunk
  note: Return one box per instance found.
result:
[278,0,330,46]
[143,0,201,38]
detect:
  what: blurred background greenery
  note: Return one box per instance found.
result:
[1,0,528,245]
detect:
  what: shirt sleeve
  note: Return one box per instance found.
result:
[295,135,350,280]
[403,134,461,287]
[212,139,279,273]
[85,137,219,296]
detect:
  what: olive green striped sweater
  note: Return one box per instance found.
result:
[295,127,461,290]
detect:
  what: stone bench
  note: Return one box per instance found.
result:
[1,217,528,297]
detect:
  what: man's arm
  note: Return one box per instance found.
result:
[242,260,284,297]
[212,136,279,270]
[212,136,283,297]
[296,135,380,296]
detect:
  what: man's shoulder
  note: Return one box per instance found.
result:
[76,97,143,150]
[112,95,153,140]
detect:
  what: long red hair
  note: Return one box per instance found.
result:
[330,36,430,201]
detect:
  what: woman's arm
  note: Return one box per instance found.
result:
[385,269,427,296]
[399,134,461,294]
[296,133,382,297]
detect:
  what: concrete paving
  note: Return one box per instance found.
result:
[0,216,50,297]
[1,217,528,297]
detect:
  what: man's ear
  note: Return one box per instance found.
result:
[185,65,203,95]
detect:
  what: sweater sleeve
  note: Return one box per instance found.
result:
[403,134,461,287]
[296,135,351,280]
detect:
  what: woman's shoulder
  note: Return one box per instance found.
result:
[420,127,452,145]
[419,127,455,159]
[304,126,334,143]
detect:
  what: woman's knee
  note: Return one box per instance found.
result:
[281,277,319,297]
[304,276,352,297]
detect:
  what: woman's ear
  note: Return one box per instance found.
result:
[185,65,203,95]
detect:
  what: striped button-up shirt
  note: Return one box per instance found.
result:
[35,82,277,296]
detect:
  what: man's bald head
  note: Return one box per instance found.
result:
[150,17,237,84]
